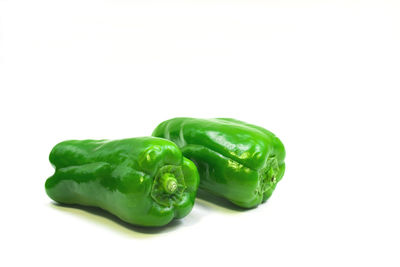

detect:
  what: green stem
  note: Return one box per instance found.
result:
[160,173,178,194]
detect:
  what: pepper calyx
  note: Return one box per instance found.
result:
[151,165,186,207]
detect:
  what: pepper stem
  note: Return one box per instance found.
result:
[160,173,178,194]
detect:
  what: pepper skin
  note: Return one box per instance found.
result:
[152,118,285,208]
[45,137,200,227]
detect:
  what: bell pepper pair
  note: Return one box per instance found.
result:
[45,118,286,227]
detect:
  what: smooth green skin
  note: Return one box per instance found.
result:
[45,137,200,227]
[152,118,286,208]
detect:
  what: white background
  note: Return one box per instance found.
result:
[0,0,399,266]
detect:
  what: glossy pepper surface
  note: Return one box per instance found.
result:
[45,137,200,227]
[152,118,286,208]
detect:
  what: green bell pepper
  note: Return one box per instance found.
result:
[152,118,286,208]
[45,137,200,227]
